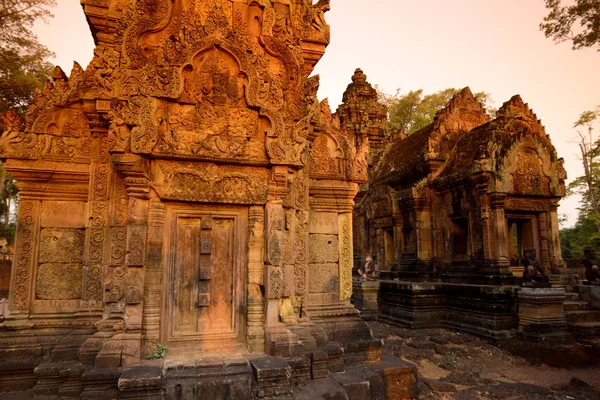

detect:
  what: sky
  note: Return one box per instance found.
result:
[32,0,600,227]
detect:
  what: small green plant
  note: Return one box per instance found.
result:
[146,343,168,360]
[445,351,457,368]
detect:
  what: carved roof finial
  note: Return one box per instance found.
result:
[496,95,540,122]
[51,66,68,82]
[352,68,367,84]
[432,87,490,134]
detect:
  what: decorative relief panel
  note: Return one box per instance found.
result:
[152,161,268,205]
[309,263,338,293]
[36,264,82,300]
[510,149,550,196]
[38,228,85,264]
[309,234,339,264]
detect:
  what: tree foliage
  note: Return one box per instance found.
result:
[561,109,600,258]
[540,0,600,51]
[0,1,55,243]
[377,87,494,136]
[0,0,56,115]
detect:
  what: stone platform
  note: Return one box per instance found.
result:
[378,281,517,340]
[0,347,418,400]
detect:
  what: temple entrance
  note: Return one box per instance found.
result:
[506,215,538,276]
[161,204,247,353]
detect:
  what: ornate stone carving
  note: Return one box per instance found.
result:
[39,228,85,264]
[126,228,146,267]
[309,234,339,264]
[11,200,39,309]
[153,161,269,205]
[338,213,353,301]
[309,263,338,293]
[36,264,83,300]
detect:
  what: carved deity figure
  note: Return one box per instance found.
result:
[310,0,330,32]
[521,247,549,285]
[583,247,600,282]
[357,255,376,281]
[0,110,24,151]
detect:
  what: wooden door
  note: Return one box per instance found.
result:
[162,205,247,352]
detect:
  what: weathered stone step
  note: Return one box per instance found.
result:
[292,353,418,400]
[580,337,600,350]
[564,292,581,301]
[563,300,591,311]
[569,322,600,338]
[565,310,600,323]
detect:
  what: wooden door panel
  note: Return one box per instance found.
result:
[163,205,246,350]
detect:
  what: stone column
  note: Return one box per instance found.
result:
[490,194,509,268]
[141,195,164,355]
[537,212,551,273]
[549,201,566,271]
[247,206,265,353]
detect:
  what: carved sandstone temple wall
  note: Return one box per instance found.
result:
[353,88,568,339]
[355,88,566,284]
[0,0,381,374]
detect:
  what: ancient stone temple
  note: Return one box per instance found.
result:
[354,87,571,339]
[0,1,422,398]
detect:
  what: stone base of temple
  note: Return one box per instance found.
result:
[0,345,417,399]
[379,280,517,340]
[516,287,572,342]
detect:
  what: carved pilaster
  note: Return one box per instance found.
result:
[490,193,509,266]
[9,200,41,312]
[141,194,164,354]
[538,212,550,272]
[549,201,565,270]
[338,213,353,302]
[247,206,265,352]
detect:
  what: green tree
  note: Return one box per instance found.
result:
[0,0,56,115]
[0,1,56,244]
[540,0,600,51]
[566,110,600,229]
[560,109,600,258]
[378,87,494,135]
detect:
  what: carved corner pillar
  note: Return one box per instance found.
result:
[111,154,151,361]
[414,198,433,264]
[490,193,510,268]
[7,199,40,317]
[549,200,566,272]
[140,194,164,356]
[247,206,265,353]
[308,180,358,310]
[264,201,285,326]
[537,211,551,273]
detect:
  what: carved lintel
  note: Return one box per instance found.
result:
[3,159,90,202]
[309,180,358,213]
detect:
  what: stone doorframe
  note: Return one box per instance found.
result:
[141,197,254,355]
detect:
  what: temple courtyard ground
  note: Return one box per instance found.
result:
[366,321,600,400]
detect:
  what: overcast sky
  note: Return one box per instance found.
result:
[33,0,600,226]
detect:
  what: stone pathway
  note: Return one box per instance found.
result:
[369,321,600,400]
